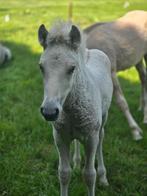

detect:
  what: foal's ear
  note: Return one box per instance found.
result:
[38,24,48,49]
[69,25,81,49]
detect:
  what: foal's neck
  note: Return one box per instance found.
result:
[64,53,89,110]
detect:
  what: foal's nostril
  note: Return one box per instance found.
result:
[40,106,59,121]
[55,108,59,116]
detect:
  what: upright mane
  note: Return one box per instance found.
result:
[47,21,86,64]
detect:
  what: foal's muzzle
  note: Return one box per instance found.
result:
[40,100,60,121]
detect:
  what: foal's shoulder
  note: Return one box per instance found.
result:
[86,49,111,72]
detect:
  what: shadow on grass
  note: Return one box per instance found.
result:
[0,41,58,195]
[0,41,147,195]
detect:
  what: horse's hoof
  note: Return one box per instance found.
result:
[132,129,143,141]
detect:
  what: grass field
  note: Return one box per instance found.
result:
[0,0,147,195]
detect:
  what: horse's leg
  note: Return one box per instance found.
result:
[135,60,147,123]
[143,54,147,123]
[135,61,144,111]
[53,129,71,196]
[97,127,108,186]
[112,71,142,140]
[73,139,81,169]
[83,133,99,196]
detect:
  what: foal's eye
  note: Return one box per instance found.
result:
[67,66,75,75]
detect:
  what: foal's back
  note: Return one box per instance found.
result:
[86,49,112,112]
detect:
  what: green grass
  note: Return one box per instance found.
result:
[0,0,147,195]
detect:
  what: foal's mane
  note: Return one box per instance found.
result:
[47,21,86,63]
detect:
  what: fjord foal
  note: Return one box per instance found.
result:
[85,10,147,140]
[38,22,113,196]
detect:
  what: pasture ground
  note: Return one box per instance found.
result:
[0,0,147,195]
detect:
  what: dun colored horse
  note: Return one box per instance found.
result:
[85,10,147,140]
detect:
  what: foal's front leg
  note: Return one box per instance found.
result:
[53,129,71,196]
[97,128,108,186]
[83,133,99,196]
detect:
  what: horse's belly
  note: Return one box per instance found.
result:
[116,46,146,71]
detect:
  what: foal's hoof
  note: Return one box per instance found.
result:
[99,176,109,186]
[132,129,143,141]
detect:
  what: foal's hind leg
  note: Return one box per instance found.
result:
[135,60,147,123]
[73,139,81,169]
[112,71,142,140]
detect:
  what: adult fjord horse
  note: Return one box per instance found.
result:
[84,10,147,140]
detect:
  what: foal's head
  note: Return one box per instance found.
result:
[38,22,83,121]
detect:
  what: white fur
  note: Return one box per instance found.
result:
[39,22,113,196]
